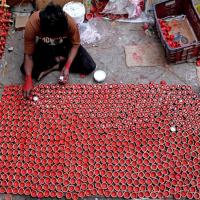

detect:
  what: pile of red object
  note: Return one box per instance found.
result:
[0,82,200,199]
[197,59,200,66]
[159,19,181,49]
[0,5,11,59]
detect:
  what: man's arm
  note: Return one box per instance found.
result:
[24,54,34,75]
[61,44,80,81]
[22,11,39,98]
[23,54,34,98]
[60,15,81,82]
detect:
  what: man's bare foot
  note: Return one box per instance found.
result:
[55,56,66,63]
[37,64,60,81]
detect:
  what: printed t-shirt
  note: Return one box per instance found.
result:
[24,11,80,55]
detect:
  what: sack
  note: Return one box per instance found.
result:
[102,0,142,18]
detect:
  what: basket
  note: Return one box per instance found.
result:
[154,0,200,63]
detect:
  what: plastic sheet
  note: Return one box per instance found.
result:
[78,18,112,44]
[102,0,142,18]
[79,23,101,44]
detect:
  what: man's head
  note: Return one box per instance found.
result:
[39,3,68,37]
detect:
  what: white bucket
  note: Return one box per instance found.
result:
[63,2,86,24]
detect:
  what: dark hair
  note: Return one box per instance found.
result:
[39,3,68,37]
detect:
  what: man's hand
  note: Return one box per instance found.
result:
[23,75,33,98]
[59,67,69,84]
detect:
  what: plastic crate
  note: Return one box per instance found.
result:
[154,0,200,63]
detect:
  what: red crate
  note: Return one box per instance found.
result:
[154,0,200,63]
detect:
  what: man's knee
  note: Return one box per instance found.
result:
[84,62,96,75]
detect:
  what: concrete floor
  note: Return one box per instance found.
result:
[0,21,200,98]
[0,18,199,200]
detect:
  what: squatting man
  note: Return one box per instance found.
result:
[21,2,96,98]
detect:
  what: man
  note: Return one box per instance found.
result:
[21,3,96,98]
